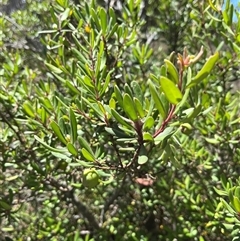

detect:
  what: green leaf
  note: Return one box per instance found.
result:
[91,8,101,30]
[69,108,77,143]
[82,148,95,161]
[22,101,35,118]
[154,127,175,145]
[187,52,219,88]
[160,76,182,105]
[134,97,145,118]
[114,85,123,108]
[45,63,63,74]
[50,121,67,145]
[143,132,153,141]
[67,142,78,156]
[131,81,143,104]
[123,94,138,121]
[138,145,148,165]
[221,198,236,214]
[100,71,112,96]
[60,8,70,21]
[78,136,94,157]
[99,7,107,34]
[233,196,240,212]
[213,187,228,196]
[208,0,219,11]
[235,187,240,198]
[143,116,155,130]
[148,80,166,119]
[164,59,179,84]
[174,67,192,114]
[34,135,66,153]
[81,97,105,121]
[105,127,130,138]
[107,22,118,39]
[0,200,11,210]
[111,108,133,129]
[109,7,116,25]
[204,137,220,144]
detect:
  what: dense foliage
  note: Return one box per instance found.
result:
[0,0,240,240]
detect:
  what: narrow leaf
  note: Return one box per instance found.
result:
[187,52,219,88]
[78,136,94,157]
[148,80,166,119]
[233,196,240,212]
[50,121,67,145]
[69,108,77,143]
[174,67,191,114]
[67,142,78,156]
[34,135,66,153]
[114,85,123,108]
[22,101,35,117]
[134,97,145,118]
[221,198,236,214]
[111,109,133,129]
[99,7,107,34]
[0,200,11,210]
[45,63,62,74]
[82,148,95,161]
[164,59,179,84]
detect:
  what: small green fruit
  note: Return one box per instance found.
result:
[82,169,99,188]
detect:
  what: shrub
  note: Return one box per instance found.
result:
[0,0,240,240]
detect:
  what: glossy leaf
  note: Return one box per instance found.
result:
[82,148,95,161]
[164,59,179,84]
[100,71,112,96]
[138,145,148,165]
[131,81,143,104]
[99,7,107,34]
[22,101,35,118]
[60,8,70,21]
[78,136,94,157]
[45,63,62,74]
[160,76,183,105]
[148,80,166,119]
[111,108,133,129]
[114,85,123,108]
[50,120,67,145]
[143,132,153,141]
[143,116,155,130]
[67,142,78,156]
[134,97,145,118]
[123,93,138,121]
[221,198,236,214]
[187,52,219,88]
[233,196,240,212]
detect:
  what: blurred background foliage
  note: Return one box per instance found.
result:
[0,0,240,241]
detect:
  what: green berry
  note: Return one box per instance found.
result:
[82,169,99,188]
